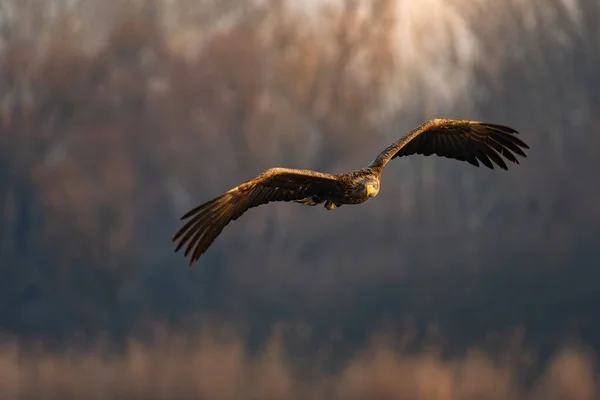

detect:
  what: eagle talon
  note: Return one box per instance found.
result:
[324,201,336,210]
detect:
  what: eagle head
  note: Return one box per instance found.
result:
[365,180,380,198]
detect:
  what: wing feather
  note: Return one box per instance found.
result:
[172,168,341,265]
[369,119,529,171]
[486,138,518,164]
[448,134,476,165]
[489,134,528,157]
[478,140,507,170]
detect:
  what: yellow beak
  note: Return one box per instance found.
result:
[366,184,376,197]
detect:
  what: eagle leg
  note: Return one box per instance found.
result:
[295,196,323,207]
[324,201,338,210]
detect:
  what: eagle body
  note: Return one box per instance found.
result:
[293,168,382,209]
[173,119,530,265]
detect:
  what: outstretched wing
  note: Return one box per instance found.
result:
[369,119,530,170]
[172,168,341,266]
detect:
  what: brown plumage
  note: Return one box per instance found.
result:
[173,118,530,265]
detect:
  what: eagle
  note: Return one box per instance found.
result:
[173,118,530,266]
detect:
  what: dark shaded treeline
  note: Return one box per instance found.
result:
[0,0,599,369]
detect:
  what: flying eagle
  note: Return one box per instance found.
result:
[173,119,530,265]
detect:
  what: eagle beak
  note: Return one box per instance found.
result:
[366,184,376,197]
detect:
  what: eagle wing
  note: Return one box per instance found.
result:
[369,119,530,170]
[172,168,341,265]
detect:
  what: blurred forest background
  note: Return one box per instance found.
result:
[1,0,600,398]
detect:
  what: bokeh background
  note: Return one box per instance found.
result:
[1,0,600,398]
